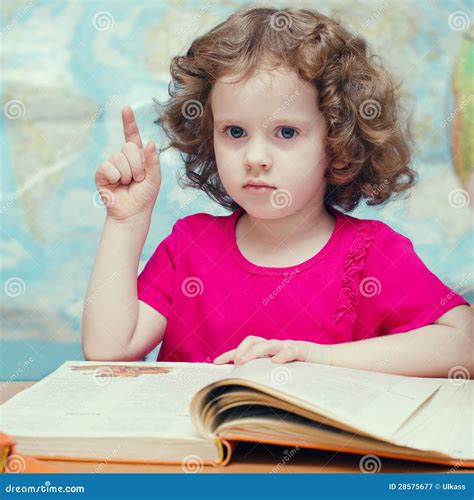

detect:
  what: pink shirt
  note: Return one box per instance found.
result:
[137,206,468,362]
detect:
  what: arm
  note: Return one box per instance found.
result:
[82,214,166,361]
[82,106,165,361]
[214,306,473,378]
[328,305,474,377]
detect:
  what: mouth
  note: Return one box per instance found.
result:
[243,180,276,189]
[243,184,277,194]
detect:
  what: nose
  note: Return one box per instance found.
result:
[243,133,272,171]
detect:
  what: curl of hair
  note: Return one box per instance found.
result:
[154,7,417,212]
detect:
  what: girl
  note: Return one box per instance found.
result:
[82,7,472,378]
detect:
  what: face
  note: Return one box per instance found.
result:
[211,66,330,219]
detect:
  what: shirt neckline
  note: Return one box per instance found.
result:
[230,204,344,276]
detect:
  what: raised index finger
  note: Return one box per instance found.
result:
[121,106,143,150]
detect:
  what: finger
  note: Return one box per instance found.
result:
[271,343,302,364]
[213,349,236,365]
[122,142,145,182]
[109,152,133,185]
[95,161,121,187]
[122,106,144,150]
[234,336,267,366]
[237,340,283,365]
[143,141,161,185]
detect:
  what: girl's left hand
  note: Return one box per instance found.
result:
[213,336,333,367]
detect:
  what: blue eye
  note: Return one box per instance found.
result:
[278,127,298,139]
[221,125,298,140]
[225,126,245,139]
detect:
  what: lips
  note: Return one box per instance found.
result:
[243,181,275,188]
[243,184,276,194]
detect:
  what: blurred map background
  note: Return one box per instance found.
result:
[1,0,472,380]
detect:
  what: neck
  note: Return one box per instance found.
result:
[239,200,335,245]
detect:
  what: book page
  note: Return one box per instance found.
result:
[0,361,234,441]
[392,382,472,458]
[218,358,444,440]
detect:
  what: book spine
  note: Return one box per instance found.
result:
[215,437,238,467]
[1,445,12,472]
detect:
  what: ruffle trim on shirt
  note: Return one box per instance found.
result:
[334,220,380,323]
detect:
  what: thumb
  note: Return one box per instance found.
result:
[143,140,161,185]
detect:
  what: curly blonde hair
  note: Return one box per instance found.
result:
[154,6,416,212]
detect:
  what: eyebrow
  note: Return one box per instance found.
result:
[214,116,313,126]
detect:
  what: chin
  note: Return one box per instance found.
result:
[238,202,295,220]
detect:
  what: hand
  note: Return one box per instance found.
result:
[95,106,162,223]
[213,335,333,366]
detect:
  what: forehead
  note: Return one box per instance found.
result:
[211,67,318,118]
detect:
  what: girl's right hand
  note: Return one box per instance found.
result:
[95,106,162,223]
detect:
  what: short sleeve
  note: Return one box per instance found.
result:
[136,220,181,318]
[359,224,469,336]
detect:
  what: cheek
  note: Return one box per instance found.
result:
[215,153,233,180]
[308,138,328,173]
[284,144,327,182]
[213,139,225,170]
[214,136,239,167]
[214,144,238,189]
[281,150,327,205]
[300,159,327,181]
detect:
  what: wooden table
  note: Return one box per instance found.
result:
[2,382,470,474]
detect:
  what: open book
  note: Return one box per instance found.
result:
[0,359,472,468]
